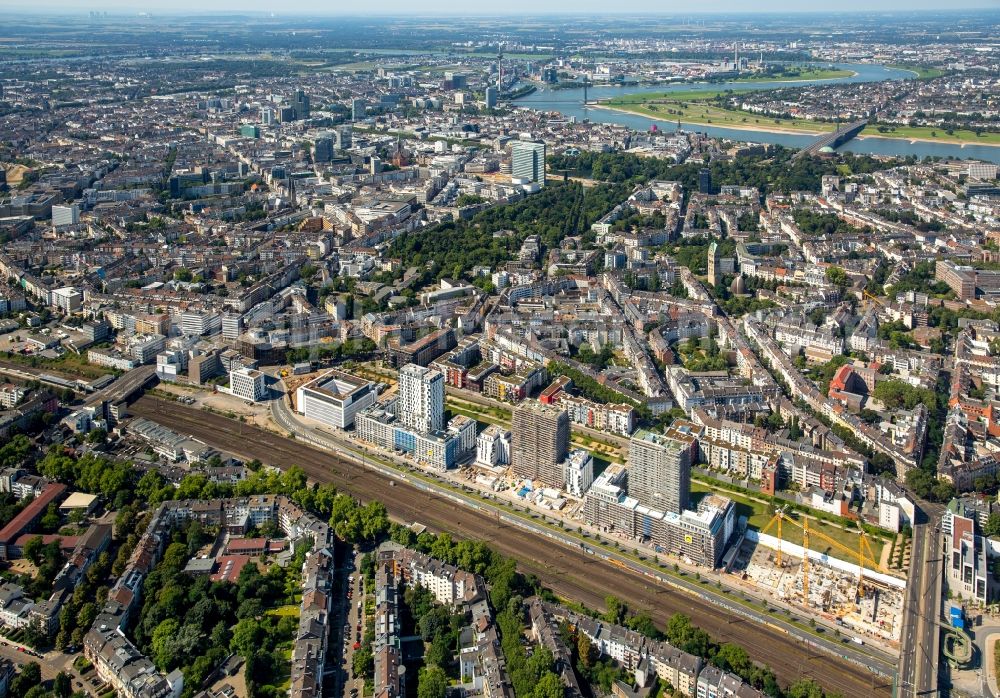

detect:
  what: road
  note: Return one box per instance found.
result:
[130,395,893,697]
[84,364,157,407]
[898,521,943,697]
[340,552,365,698]
[0,633,98,696]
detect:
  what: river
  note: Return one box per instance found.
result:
[514,63,1000,164]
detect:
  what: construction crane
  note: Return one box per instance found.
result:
[760,506,787,566]
[862,288,885,310]
[760,508,886,607]
[801,517,810,602]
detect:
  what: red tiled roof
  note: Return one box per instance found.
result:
[0,483,68,545]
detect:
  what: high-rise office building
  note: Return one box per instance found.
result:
[511,402,569,488]
[293,90,310,120]
[511,140,546,186]
[698,168,712,194]
[484,86,498,109]
[260,107,275,125]
[51,204,80,228]
[398,364,445,434]
[334,125,353,150]
[445,72,467,89]
[627,427,697,514]
[352,99,366,122]
[314,137,333,163]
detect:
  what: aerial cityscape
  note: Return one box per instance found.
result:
[0,4,998,698]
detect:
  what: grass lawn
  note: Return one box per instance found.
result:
[727,67,855,83]
[689,480,884,566]
[603,92,832,134]
[1,349,114,380]
[266,605,301,617]
[887,65,946,80]
[448,398,626,462]
[606,87,758,103]
[860,124,1000,145]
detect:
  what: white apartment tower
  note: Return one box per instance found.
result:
[398,364,445,434]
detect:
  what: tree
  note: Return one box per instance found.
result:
[353,645,374,679]
[151,619,181,669]
[604,595,626,624]
[40,502,61,532]
[9,663,41,698]
[417,665,448,698]
[424,632,452,668]
[624,611,659,639]
[230,618,263,658]
[785,678,825,698]
[825,265,849,288]
[577,633,595,669]
[86,428,108,445]
[984,512,1000,537]
[54,672,72,698]
[532,672,565,698]
[711,643,751,676]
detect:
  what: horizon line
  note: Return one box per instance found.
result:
[2,7,1000,16]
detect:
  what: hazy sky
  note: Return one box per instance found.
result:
[5,0,999,13]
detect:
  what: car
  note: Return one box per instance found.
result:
[353,642,361,651]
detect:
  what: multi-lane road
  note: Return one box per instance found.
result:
[897,521,943,697]
[130,395,894,697]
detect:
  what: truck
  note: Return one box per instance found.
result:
[851,637,864,646]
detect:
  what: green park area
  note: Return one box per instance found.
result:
[726,67,855,83]
[887,64,947,79]
[604,89,1000,146]
[860,123,1000,145]
[602,90,833,135]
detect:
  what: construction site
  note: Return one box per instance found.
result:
[730,509,906,646]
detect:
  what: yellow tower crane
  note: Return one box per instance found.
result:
[802,518,809,603]
[760,506,788,566]
[760,508,887,610]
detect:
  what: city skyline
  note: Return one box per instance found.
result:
[4,0,1000,13]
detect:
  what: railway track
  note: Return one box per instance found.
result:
[130,395,892,697]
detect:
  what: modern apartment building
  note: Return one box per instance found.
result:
[398,364,444,434]
[628,427,697,515]
[511,402,569,488]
